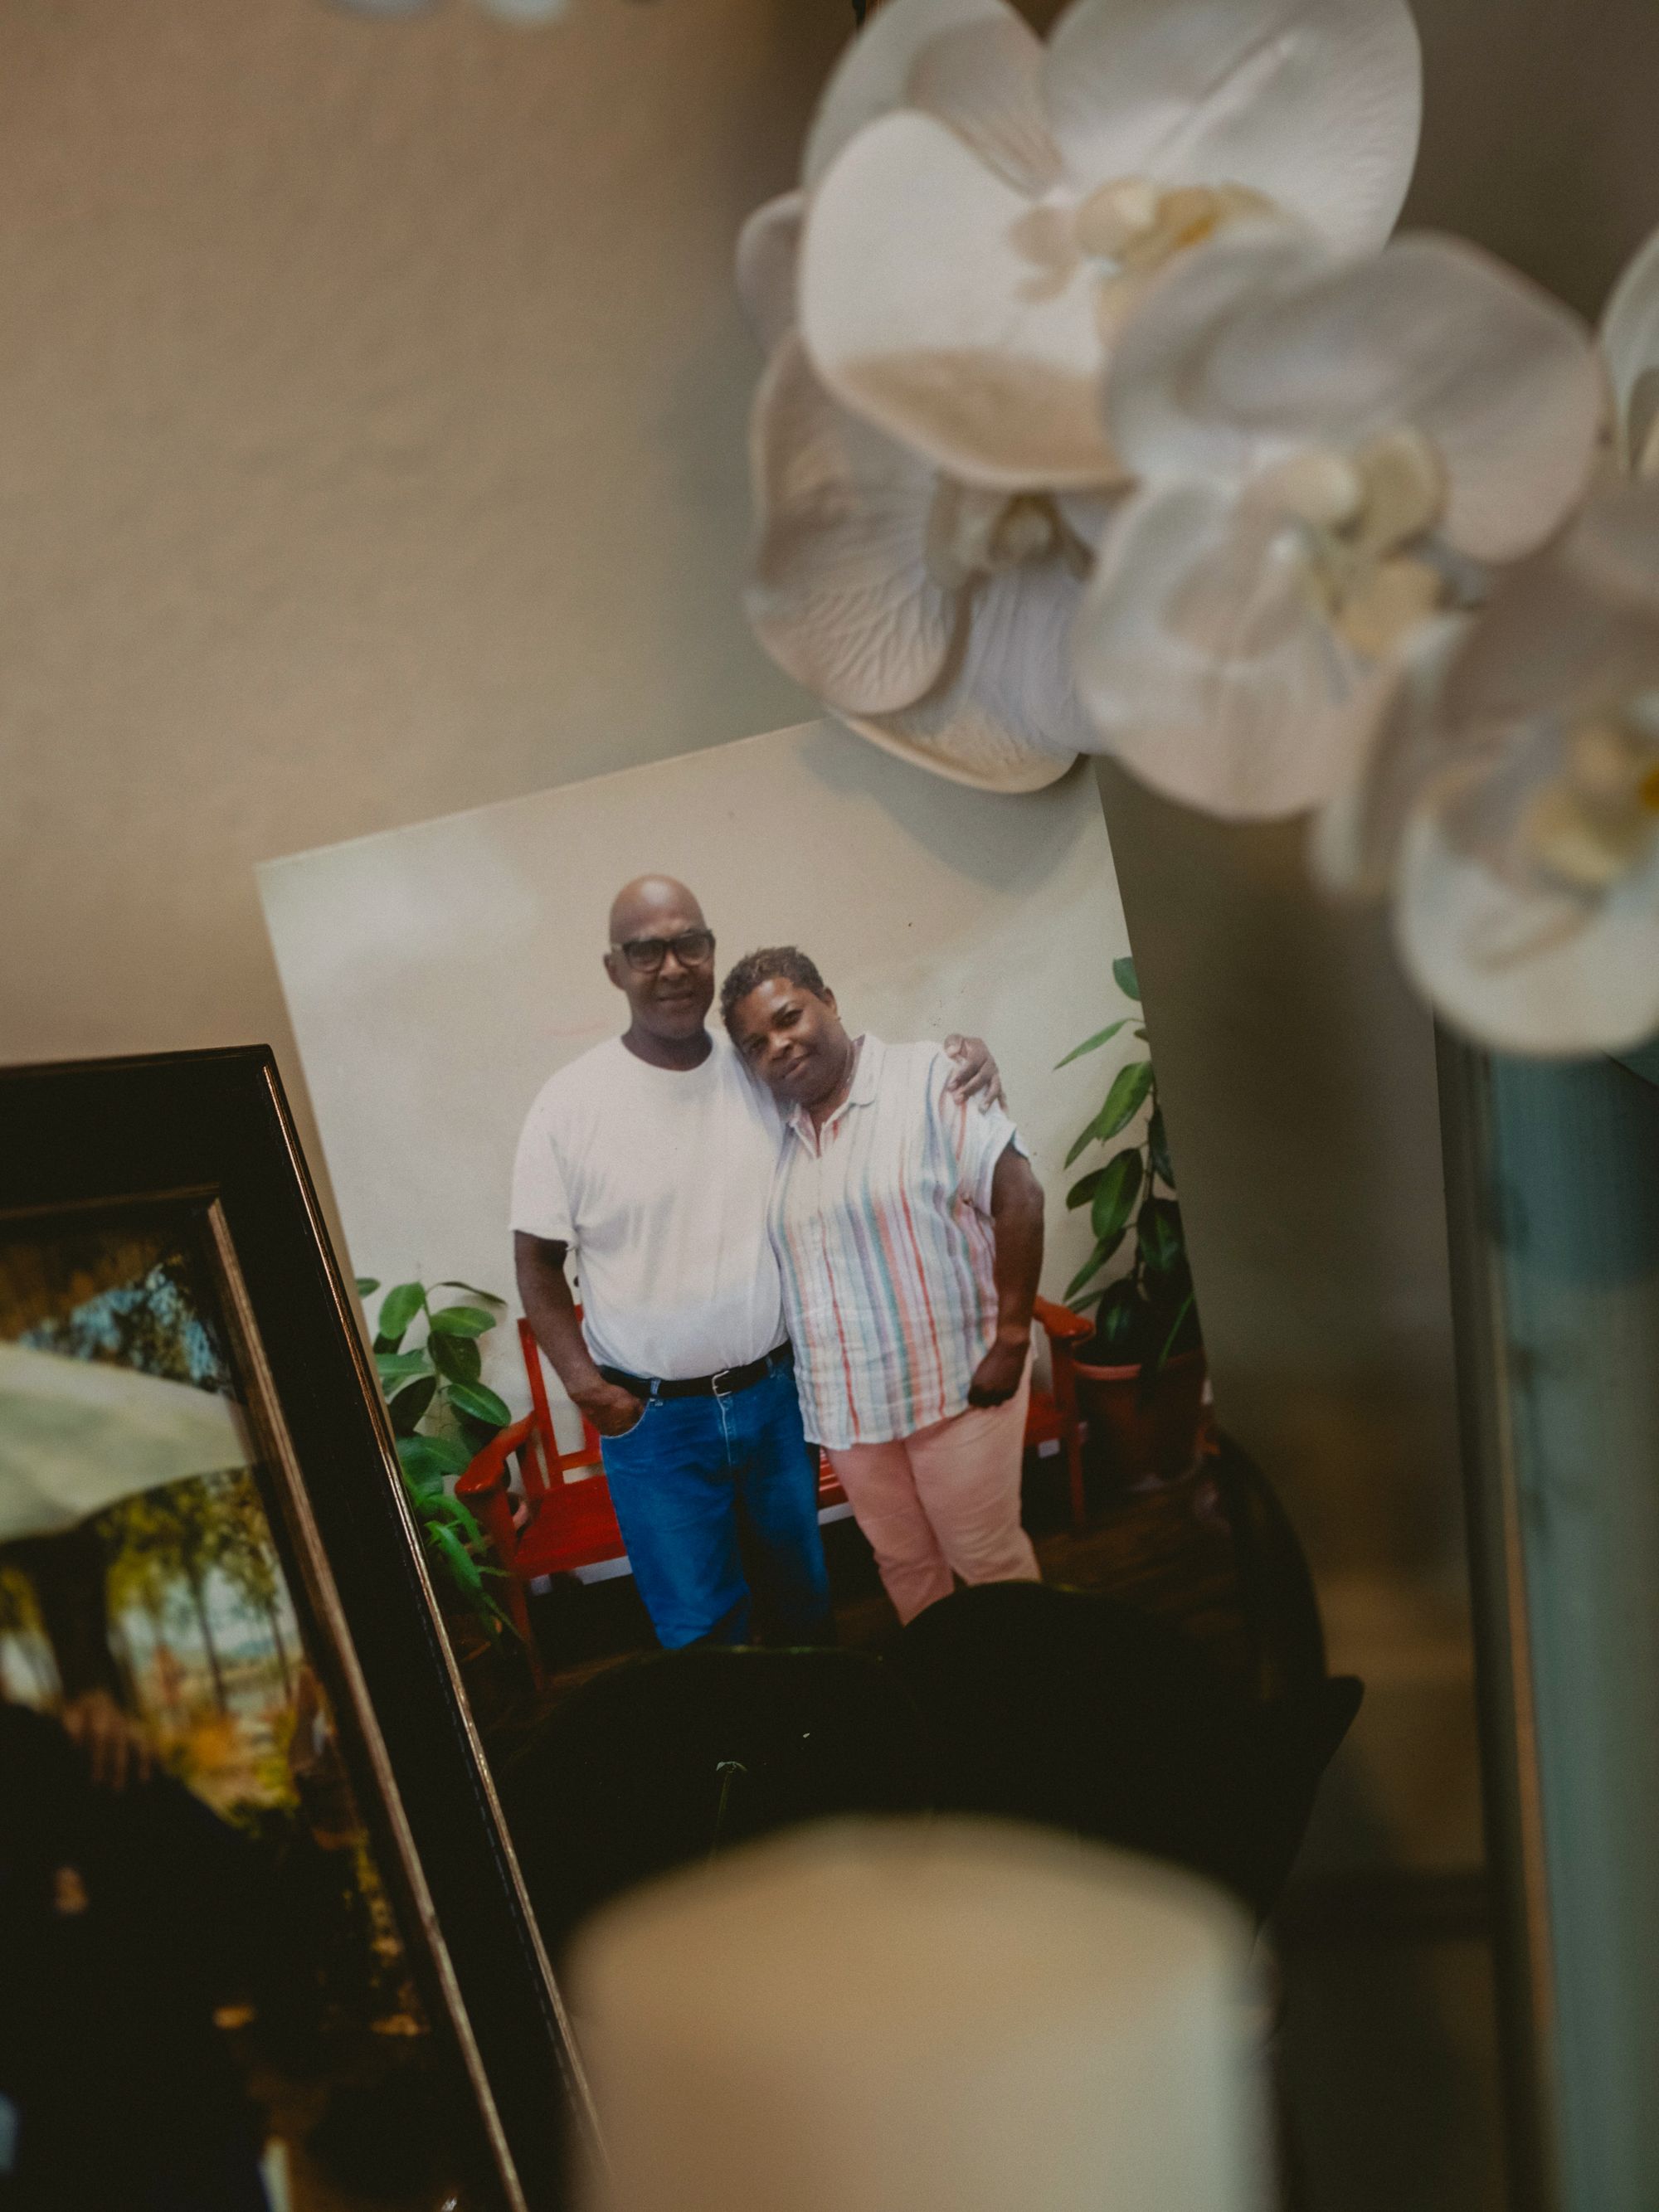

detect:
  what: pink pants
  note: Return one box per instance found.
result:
[825,1364,1040,1625]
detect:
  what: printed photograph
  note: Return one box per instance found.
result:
[259,718,1238,1748]
[0,1210,500,2212]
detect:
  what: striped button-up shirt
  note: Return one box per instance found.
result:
[767,1035,1024,1451]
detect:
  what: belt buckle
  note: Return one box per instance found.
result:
[709,1364,739,1398]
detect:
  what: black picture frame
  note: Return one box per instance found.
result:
[0,1044,592,2211]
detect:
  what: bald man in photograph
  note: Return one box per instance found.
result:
[510,877,1001,1650]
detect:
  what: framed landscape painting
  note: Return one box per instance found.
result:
[0,1047,586,2212]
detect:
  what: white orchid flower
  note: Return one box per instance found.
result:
[1601,220,1659,478]
[1070,227,1604,820]
[795,0,1422,492]
[737,141,1099,790]
[1316,483,1659,1055]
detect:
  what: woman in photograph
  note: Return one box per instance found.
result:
[720,947,1045,1626]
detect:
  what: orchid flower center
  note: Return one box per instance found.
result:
[924,482,1088,591]
[1520,708,1659,890]
[1073,178,1277,276]
[1254,427,1450,658]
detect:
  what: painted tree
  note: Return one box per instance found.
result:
[216,1473,294,1699]
[100,1480,239,1716]
[104,1513,187,1723]
[0,1562,59,1704]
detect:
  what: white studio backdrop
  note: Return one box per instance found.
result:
[259,720,1136,1424]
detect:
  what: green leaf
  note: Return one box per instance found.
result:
[1112,955,1141,1003]
[428,1304,498,1339]
[1095,1059,1155,1143]
[428,1521,484,1596]
[1090,1147,1144,1244]
[454,1410,506,1460]
[376,1349,431,1384]
[1147,1106,1175,1190]
[1063,1234,1124,1303]
[429,1331,482,1386]
[397,1433,472,1485]
[377,1281,426,1342]
[433,1281,507,1306]
[1148,1288,1198,1383]
[355,1276,381,1297]
[1096,1276,1145,1359]
[425,1493,487,1548]
[1064,1121,1102,1170]
[1065,1069,1149,1167]
[1053,1018,1130,1069]
[1065,1166,1107,1212]
[446,1379,512,1429]
[388,1376,438,1437]
[1137,1196,1185,1278]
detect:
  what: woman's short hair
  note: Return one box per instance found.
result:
[719,946,830,1033]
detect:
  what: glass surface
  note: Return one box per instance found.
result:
[1439,1041,1659,2212]
[0,1206,500,2212]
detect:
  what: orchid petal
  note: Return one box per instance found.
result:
[845,557,1088,792]
[1311,612,1472,896]
[1105,222,1339,485]
[1073,479,1371,817]
[1395,804,1659,1055]
[1438,480,1659,731]
[805,0,1060,195]
[736,193,804,355]
[745,336,958,717]
[839,702,1077,791]
[1601,220,1659,474]
[1044,0,1420,256]
[801,110,1118,490]
[1109,230,1603,562]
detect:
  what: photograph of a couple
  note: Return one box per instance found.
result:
[260,719,1215,1714]
[511,873,1046,1653]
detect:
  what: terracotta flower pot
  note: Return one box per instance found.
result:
[1072,1344,1207,1485]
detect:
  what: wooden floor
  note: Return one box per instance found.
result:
[469,1443,1260,1747]
[836,1449,1254,1671]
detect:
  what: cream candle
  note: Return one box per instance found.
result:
[570,1816,1268,2212]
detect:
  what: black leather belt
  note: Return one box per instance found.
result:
[599,1342,794,1402]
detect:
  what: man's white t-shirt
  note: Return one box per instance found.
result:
[509,1033,787,1381]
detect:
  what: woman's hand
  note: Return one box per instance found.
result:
[967,1334,1029,1407]
[943,1033,1006,1111]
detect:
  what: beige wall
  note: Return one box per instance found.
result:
[0,0,829,1091]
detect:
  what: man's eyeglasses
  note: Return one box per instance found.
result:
[612,929,716,975]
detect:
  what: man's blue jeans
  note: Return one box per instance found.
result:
[599,1365,832,1649]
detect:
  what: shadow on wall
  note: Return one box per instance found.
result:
[1091,761,1463,1593]
[801,726,1097,893]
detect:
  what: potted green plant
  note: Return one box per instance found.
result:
[1057,957,1206,1484]
[357,1275,521,1661]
